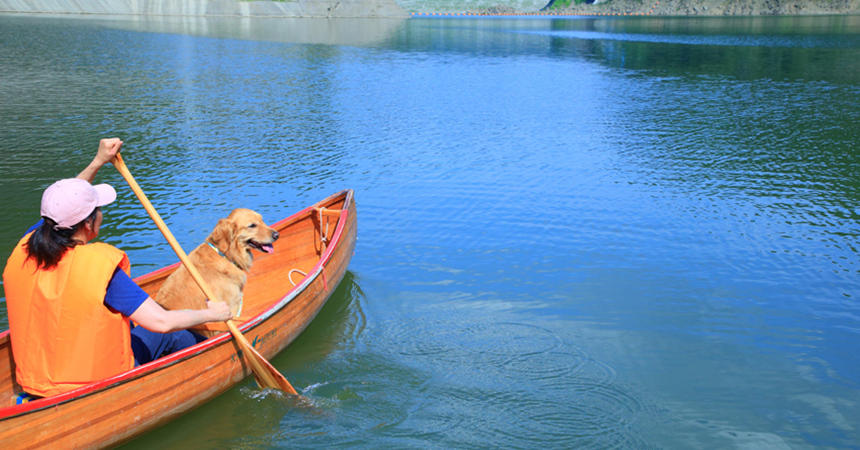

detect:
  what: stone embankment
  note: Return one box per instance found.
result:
[1,0,856,18]
[0,0,408,18]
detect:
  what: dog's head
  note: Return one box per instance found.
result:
[207,208,279,271]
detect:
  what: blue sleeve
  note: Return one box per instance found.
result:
[25,219,44,237]
[104,268,149,317]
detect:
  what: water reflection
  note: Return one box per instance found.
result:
[399,16,860,83]
[98,15,407,47]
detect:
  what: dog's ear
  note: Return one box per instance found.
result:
[208,218,235,250]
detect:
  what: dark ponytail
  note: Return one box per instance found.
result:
[25,208,100,270]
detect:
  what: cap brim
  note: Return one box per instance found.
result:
[92,183,117,207]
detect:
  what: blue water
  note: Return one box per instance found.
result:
[0,14,858,448]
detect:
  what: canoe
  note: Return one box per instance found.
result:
[0,190,357,448]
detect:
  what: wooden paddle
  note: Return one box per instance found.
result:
[112,153,299,395]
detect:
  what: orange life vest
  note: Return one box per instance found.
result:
[2,232,134,397]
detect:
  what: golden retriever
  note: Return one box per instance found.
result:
[155,208,279,337]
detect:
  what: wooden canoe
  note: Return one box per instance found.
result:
[0,190,356,448]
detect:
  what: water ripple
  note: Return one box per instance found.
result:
[376,317,650,447]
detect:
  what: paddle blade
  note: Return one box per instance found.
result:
[247,344,298,395]
[226,320,299,395]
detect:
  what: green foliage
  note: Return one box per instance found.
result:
[549,0,588,9]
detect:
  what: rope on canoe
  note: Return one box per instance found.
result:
[318,207,331,250]
[288,269,307,287]
[314,208,343,253]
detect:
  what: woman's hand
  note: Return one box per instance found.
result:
[95,138,123,166]
[77,137,123,182]
[205,301,234,322]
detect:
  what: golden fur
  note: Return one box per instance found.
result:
[154,208,279,337]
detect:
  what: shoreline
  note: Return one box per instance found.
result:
[495,0,860,16]
[550,0,860,16]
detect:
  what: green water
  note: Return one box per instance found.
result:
[0,13,858,448]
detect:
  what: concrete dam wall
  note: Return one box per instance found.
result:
[0,0,409,18]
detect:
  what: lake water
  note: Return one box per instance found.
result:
[0,13,858,448]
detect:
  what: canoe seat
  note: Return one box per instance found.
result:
[314,207,342,217]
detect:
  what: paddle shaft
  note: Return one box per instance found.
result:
[112,153,298,395]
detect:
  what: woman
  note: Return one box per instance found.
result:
[2,138,232,398]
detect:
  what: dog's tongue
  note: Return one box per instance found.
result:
[261,244,274,254]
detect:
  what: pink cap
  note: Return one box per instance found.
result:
[40,178,117,229]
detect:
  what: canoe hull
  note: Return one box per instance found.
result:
[0,190,356,448]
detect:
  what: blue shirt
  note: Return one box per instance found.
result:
[25,220,148,316]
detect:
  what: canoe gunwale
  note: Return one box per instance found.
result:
[0,189,354,421]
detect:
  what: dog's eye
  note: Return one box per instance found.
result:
[248,223,257,228]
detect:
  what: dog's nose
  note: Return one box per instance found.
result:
[272,230,279,241]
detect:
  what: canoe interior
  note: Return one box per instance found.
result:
[0,192,349,407]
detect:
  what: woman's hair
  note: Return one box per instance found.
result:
[25,207,100,269]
